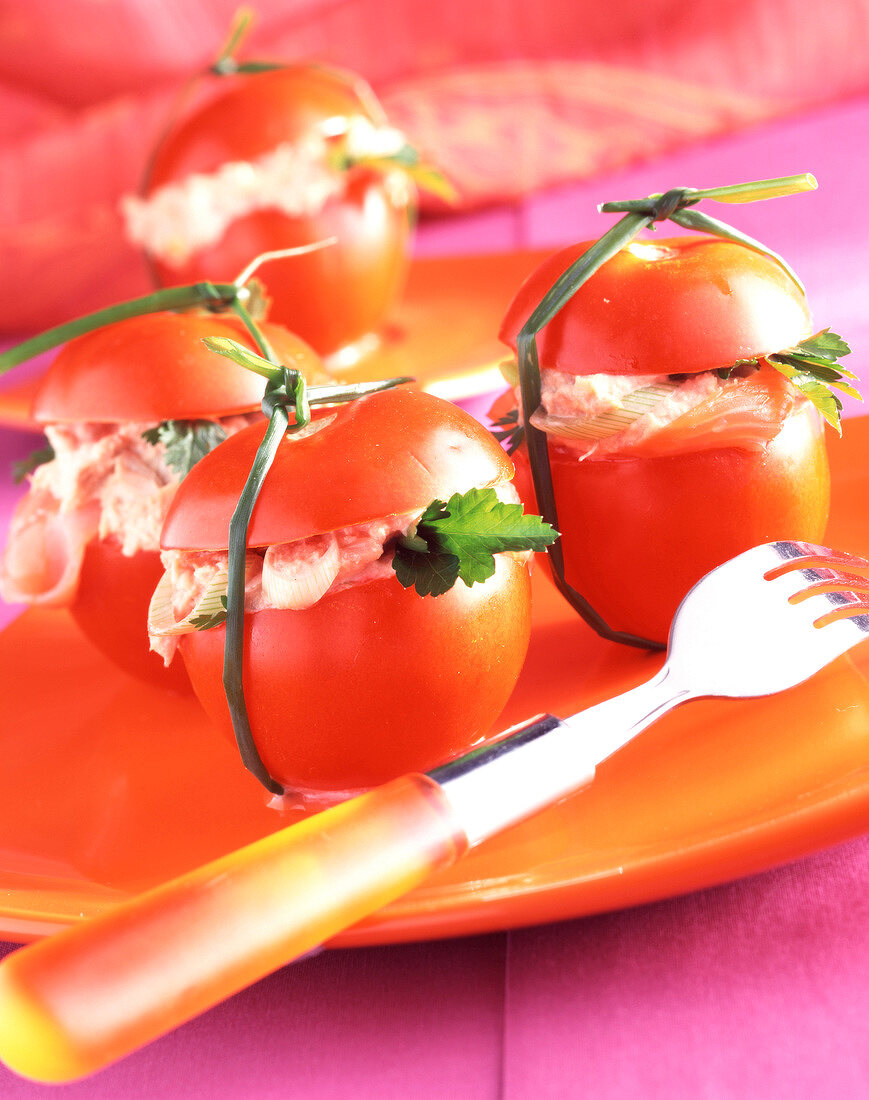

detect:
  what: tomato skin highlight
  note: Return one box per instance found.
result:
[512,400,829,642]
[499,237,812,376]
[146,67,413,358]
[180,555,532,793]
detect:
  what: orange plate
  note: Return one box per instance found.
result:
[0,251,551,429]
[0,419,868,945]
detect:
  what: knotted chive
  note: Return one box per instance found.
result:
[515,174,817,650]
[204,334,414,793]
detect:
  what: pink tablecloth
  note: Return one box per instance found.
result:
[0,96,867,1098]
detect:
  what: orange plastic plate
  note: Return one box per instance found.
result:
[0,420,868,946]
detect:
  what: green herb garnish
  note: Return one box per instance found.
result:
[393,487,558,597]
[142,420,228,478]
[766,330,859,433]
[491,407,526,455]
[340,143,458,204]
[12,442,55,484]
[190,596,228,631]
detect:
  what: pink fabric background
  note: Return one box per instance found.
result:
[0,3,868,1095]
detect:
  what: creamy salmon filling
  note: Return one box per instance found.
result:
[122,118,411,268]
[149,482,525,666]
[516,362,801,457]
[150,512,415,667]
[0,414,258,607]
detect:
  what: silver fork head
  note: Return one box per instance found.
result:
[667,541,869,699]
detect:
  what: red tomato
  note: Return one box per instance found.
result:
[161,389,532,794]
[500,237,812,376]
[144,66,413,359]
[72,541,191,693]
[161,388,515,548]
[35,313,327,422]
[498,235,830,644]
[511,400,828,642]
[28,311,326,690]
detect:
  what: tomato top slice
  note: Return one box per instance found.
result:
[148,66,384,186]
[161,388,515,550]
[499,236,813,377]
[33,313,327,423]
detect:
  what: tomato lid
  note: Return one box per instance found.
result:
[148,65,383,187]
[33,313,327,423]
[161,388,514,550]
[499,236,813,377]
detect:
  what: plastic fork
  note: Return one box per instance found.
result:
[1,541,867,1083]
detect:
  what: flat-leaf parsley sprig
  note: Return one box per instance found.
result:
[766,330,859,433]
[142,420,229,478]
[393,487,558,597]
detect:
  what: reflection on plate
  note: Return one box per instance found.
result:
[0,251,551,431]
[1,420,868,946]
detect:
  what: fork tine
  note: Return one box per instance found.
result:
[667,541,869,699]
[764,540,869,579]
[789,567,869,602]
[813,599,869,632]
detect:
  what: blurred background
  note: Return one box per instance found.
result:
[2,0,868,331]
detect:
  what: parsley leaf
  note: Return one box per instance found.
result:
[190,596,228,631]
[12,442,54,484]
[392,546,461,597]
[392,487,559,597]
[491,407,526,454]
[767,329,860,434]
[142,420,228,478]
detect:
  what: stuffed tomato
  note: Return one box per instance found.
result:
[498,236,833,644]
[150,388,536,798]
[0,312,327,690]
[124,65,416,360]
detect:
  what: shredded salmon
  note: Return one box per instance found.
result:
[0,413,260,608]
[521,363,801,458]
[625,366,797,457]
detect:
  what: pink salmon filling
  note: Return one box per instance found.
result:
[150,481,524,667]
[517,363,798,457]
[0,414,259,608]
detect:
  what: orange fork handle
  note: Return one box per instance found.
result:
[0,774,467,1084]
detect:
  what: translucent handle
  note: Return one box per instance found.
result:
[0,775,467,1083]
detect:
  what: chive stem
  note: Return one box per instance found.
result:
[687,173,817,204]
[599,173,817,214]
[223,369,313,794]
[230,297,278,364]
[0,283,240,375]
[223,407,289,795]
[213,7,255,72]
[668,208,806,294]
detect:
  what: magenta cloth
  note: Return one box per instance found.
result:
[0,97,868,1098]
